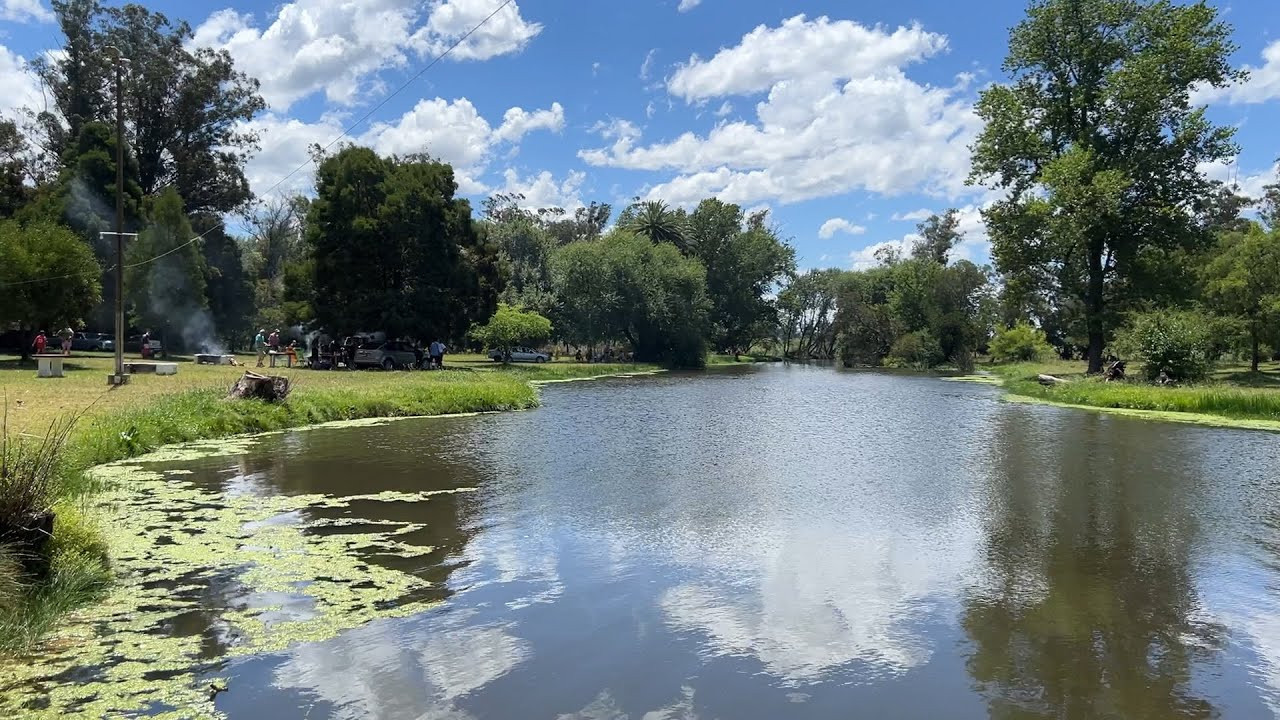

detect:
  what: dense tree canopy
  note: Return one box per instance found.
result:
[305,147,500,341]
[125,187,207,350]
[31,0,264,215]
[1202,223,1280,371]
[686,199,795,354]
[0,220,101,358]
[970,0,1243,372]
[552,231,709,366]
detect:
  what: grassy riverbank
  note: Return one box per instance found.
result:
[0,352,657,654]
[986,360,1280,427]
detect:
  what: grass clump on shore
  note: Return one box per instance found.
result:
[990,361,1280,424]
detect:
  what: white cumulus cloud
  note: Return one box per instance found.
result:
[191,0,540,111]
[677,0,702,12]
[242,96,565,200]
[411,0,542,61]
[818,218,866,239]
[667,15,947,101]
[1193,40,1280,105]
[580,16,977,209]
[0,44,45,122]
[892,208,934,222]
[493,102,565,143]
[0,0,51,23]
[497,169,587,212]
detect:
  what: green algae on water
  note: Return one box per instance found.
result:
[0,456,472,717]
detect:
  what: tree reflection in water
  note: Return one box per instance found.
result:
[964,410,1225,719]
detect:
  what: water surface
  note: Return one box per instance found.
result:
[9,364,1280,719]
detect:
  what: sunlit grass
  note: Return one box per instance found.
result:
[989,360,1280,422]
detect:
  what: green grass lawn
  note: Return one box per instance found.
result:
[986,358,1280,424]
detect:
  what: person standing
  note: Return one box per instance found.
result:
[33,330,47,355]
[254,329,267,367]
[140,329,153,359]
[60,326,74,355]
[429,339,446,369]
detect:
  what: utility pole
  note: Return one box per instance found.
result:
[107,46,129,386]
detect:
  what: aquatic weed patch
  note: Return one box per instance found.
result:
[0,459,473,717]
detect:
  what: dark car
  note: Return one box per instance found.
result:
[353,340,419,370]
[71,332,114,351]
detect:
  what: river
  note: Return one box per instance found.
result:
[8,364,1280,718]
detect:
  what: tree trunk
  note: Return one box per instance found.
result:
[1086,242,1105,374]
[1252,326,1260,373]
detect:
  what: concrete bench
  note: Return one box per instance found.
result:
[34,354,65,378]
[124,362,178,376]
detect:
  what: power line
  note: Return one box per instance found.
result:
[0,0,516,290]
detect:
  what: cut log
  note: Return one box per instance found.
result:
[228,371,291,402]
[1103,360,1127,382]
[1037,374,1068,385]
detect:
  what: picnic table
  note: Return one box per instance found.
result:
[34,353,66,378]
[268,351,295,368]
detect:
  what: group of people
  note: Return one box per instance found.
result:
[257,330,448,371]
[252,328,288,367]
[573,347,630,363]
[31,328,73,356]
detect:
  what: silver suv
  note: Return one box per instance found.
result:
[353,341,419,370]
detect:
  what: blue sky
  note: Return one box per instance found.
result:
[1,0,1278,269]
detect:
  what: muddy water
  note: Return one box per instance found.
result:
[8,364,1280,718]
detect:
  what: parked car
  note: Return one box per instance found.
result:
[353,340,419,370]
[488,346,550,363]
[71,332,114,351]
[124,335,163,354]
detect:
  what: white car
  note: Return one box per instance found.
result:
[489,346,550,363]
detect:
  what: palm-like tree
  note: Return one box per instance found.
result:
[624,200,689,252]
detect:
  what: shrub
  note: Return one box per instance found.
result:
[1114,310,1219,382]
[989,322,1055,363]
[886,330,944,369]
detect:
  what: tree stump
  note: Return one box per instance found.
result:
[228,371,291,402]
[1103,360,1127,382]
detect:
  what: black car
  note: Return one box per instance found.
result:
[70,332,114,351]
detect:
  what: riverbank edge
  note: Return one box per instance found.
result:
[944,370,1280,433]
[0,364,660,656]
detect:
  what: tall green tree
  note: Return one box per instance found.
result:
[687,199,796,354]
[126,187,207,351]
[552,231,709,366]
[305,147,500,341]
[1202,223,1280,372]
[21,120,143,330]
[912,209,962,265]
[0,121,31,218]
[778,268,846,359]
[482,193,556,315]
[32,0,264,214]
[194,215,254,351]
[0,220,101,359]
[969,0,1243,373]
